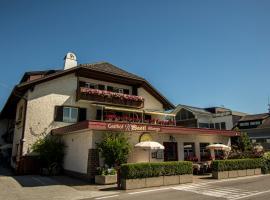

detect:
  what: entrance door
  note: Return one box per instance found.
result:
[163,142,178,161]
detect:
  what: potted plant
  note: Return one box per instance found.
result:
[96,132,131,186]
[95,167,117,185]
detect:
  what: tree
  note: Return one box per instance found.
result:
[96,132,131,167]
[239,132,252,152]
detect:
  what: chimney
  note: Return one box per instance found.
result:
[64,52,77,70]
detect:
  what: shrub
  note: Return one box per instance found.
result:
[261,152,270,174]
[31,136,66,175]
[96,132,131,167]
[212,158,263,172]
[97,167,117,175]
[120,161,192,179]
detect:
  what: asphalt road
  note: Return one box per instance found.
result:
[1,166,270,200]
[90,175,270,200]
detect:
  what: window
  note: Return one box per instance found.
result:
[209,123,214,129]
[239,122,249,127]
[55,106,86,123]
[199,123,209,128]
[200,143,210,161]
[118,88,124,94]
[98,84,105,90]
[107,86,114,92]
[221,122,226,130]
[250,121,261,126]
[85,82,96,89]
[256,138,267,143]
[123,89,129,94]
[63,107,78,123]
[215,123,220,130]
[184,143,195,161]
[17,106,23,121]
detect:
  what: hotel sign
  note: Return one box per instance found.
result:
[106,123,161,132]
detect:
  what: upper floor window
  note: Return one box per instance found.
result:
[239,122,249,127]
[55,106,86,123]
[176,109,195,121]
[250,121,261,126]
[17,106,23,122]
[199,123,209,128]
[63,107,78,123]
[80,81,130,95]
[221,122,226,130]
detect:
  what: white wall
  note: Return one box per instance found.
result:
[62,131,92,174]
[137,88,164,111]
[22,74,94,155]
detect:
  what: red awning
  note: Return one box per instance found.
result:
[51,120,239,137]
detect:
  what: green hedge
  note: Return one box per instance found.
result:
[120,161,192,179]
[212,158,263,172]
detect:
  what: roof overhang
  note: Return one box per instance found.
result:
[51,120,240,137]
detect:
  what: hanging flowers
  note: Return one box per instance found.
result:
[80,87,144,102]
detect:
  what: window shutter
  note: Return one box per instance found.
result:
[78,108,87,122]
[55,106,63,122]
[96,109,102,120]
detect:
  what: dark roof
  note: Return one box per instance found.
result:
[258,117,270,128]
[20,70,61,83]
[79,62,144,81]
[176,104,212,115]
[238,113,269,122]
[0,62,175,119]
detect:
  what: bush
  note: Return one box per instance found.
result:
[120,161,192,179]
[96,132,131,167]
[212,158,263,172]
[261,152,270,174]
[97,167,117,175]
[31,136,66,175]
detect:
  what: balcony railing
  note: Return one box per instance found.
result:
[77,87,144,108]
[102,114,176,126]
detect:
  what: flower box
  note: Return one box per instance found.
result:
[95,175,117,185]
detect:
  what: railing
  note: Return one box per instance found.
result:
[102,114,176,126]
[77,87,144,108]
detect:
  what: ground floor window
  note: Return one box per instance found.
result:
[163,142,178,161]
[184,142,197,161]
[200,143,211,161]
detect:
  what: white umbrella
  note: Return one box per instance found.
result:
[206,144,231,151]
[253,145,263,152]
[134,141,165,150]
[134,141,164,162]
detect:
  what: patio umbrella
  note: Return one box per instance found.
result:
[253,145,264,152]
[206,144,231,151]
[134,141,165,150]
[134,141,164,162]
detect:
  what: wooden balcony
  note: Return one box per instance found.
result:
[77,87,144,108]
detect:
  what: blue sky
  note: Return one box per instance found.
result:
[0,0,269,114]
